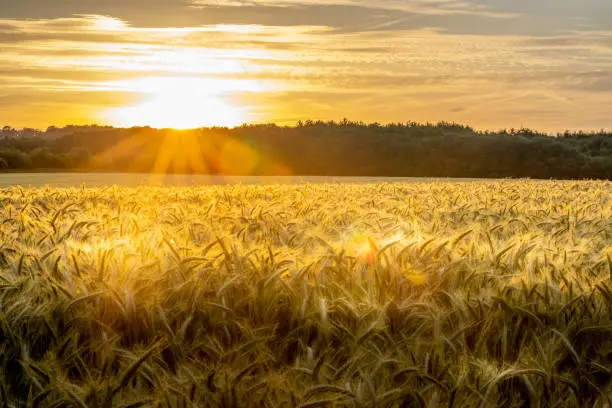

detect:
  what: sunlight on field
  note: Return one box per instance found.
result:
[0,180,610,406]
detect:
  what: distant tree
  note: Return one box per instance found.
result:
[0,121,609,179]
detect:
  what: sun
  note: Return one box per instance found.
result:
[104,77,254,129]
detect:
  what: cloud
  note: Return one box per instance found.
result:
[191,0,512,17]
[2,0,609,37]
[1,2,612,131]
[0,0,519,37]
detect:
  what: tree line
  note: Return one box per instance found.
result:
[0,121,611,179]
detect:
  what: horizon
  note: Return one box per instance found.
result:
[3,120,612,137]
[2,1,612,132]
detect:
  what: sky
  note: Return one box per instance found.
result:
[1,0,611,132]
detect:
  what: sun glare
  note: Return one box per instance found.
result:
[90,15,127,31]
[104,77,257,129]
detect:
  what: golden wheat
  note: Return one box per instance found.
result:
[0,180,610,407]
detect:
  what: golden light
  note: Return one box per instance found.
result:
[342,231,427,284]
[345,232,379,264]
[104,77,260,129]
[217,139,259,175]
[87,125,276,177]
[89,15,127,31]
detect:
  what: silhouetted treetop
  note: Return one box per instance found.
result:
[0,121,610,179]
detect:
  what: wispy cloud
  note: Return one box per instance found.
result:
[191,0,516,17]
[1,0,611,131]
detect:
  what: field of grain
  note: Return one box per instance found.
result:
[0,180,611,407]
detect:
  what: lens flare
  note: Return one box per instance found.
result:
[345,232,379,264]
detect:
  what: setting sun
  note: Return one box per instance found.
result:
[104,77,256,129]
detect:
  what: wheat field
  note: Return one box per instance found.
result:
[0,180,611,407]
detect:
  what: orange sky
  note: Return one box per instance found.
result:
[1,1,612,132]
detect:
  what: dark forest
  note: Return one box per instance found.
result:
[1,121,611,179]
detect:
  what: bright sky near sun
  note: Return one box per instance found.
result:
[1,0,612,131]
